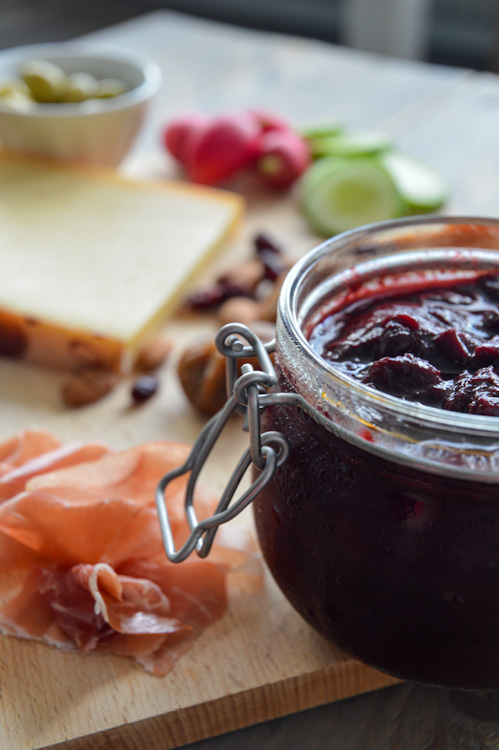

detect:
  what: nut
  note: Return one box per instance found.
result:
[135,337,172,372]
[217,297,261,327]
[178,336,275,417]
[61,368,120,408]
[217,259,264,296]
[177,340,227,416]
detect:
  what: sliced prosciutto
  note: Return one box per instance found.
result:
[0,428,61,477]
[0,434,261,674]
[0,440,112,503]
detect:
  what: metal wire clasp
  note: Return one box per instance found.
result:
[155,323,291,563]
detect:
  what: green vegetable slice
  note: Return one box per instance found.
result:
[309,130,392,159]
[300,156,405,236]
[379,150,448,212]
[300,122,344,139]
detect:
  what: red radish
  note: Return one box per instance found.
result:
[163,114,208,163]
[185,113,260,185]
[256,129,311,189]
[249,108,291,134]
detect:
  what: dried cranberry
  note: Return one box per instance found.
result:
[187,285,228,310]
[260,249,286,282]
[254,232,282,256]
[187,282,253,310]
[131,375,159,404]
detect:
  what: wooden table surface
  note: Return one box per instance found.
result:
[5,10,499,749]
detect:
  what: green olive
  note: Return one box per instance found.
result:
[20,59,67,103]
[0,89,35,112]
[1,62,131,108]
[0,78,32,99]
[61,72,97,103]
[94,78,129,99]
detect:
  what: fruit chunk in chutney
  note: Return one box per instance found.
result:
[254,268,499,690]
[309,272,499,414]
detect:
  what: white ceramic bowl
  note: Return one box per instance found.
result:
[0,43,162,167]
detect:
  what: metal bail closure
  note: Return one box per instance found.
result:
[155,323,290,563]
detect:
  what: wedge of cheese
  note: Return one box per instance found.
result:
[0,155,244,371]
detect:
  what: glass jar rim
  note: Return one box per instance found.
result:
[279,215,499,440]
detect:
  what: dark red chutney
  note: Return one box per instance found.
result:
[253,272,499,690]
[309,273,499,415]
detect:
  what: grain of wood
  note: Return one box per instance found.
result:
[36,666,399,750]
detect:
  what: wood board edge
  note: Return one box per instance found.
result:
[39,662,401,750]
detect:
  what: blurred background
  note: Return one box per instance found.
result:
[1,0,498,71]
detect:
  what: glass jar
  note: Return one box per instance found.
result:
[157,216,499,691]
[255,216,499,691]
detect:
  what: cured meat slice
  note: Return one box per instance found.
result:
[0,442,195,568]
[0,567,61,642]
[0,433,113,570]
[0,428,60,477]
[0,440,112,503]
[38,563,188,651]
[0,437,260,674]
[110,558,228,674]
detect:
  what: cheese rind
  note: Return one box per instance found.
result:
[0,155,244,370]
[0,309,126,371]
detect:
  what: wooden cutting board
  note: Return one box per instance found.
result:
[0,161,400,750]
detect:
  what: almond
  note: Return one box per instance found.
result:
[135,337,172,372]
[61,369,120,408]
[217,297,261,327]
